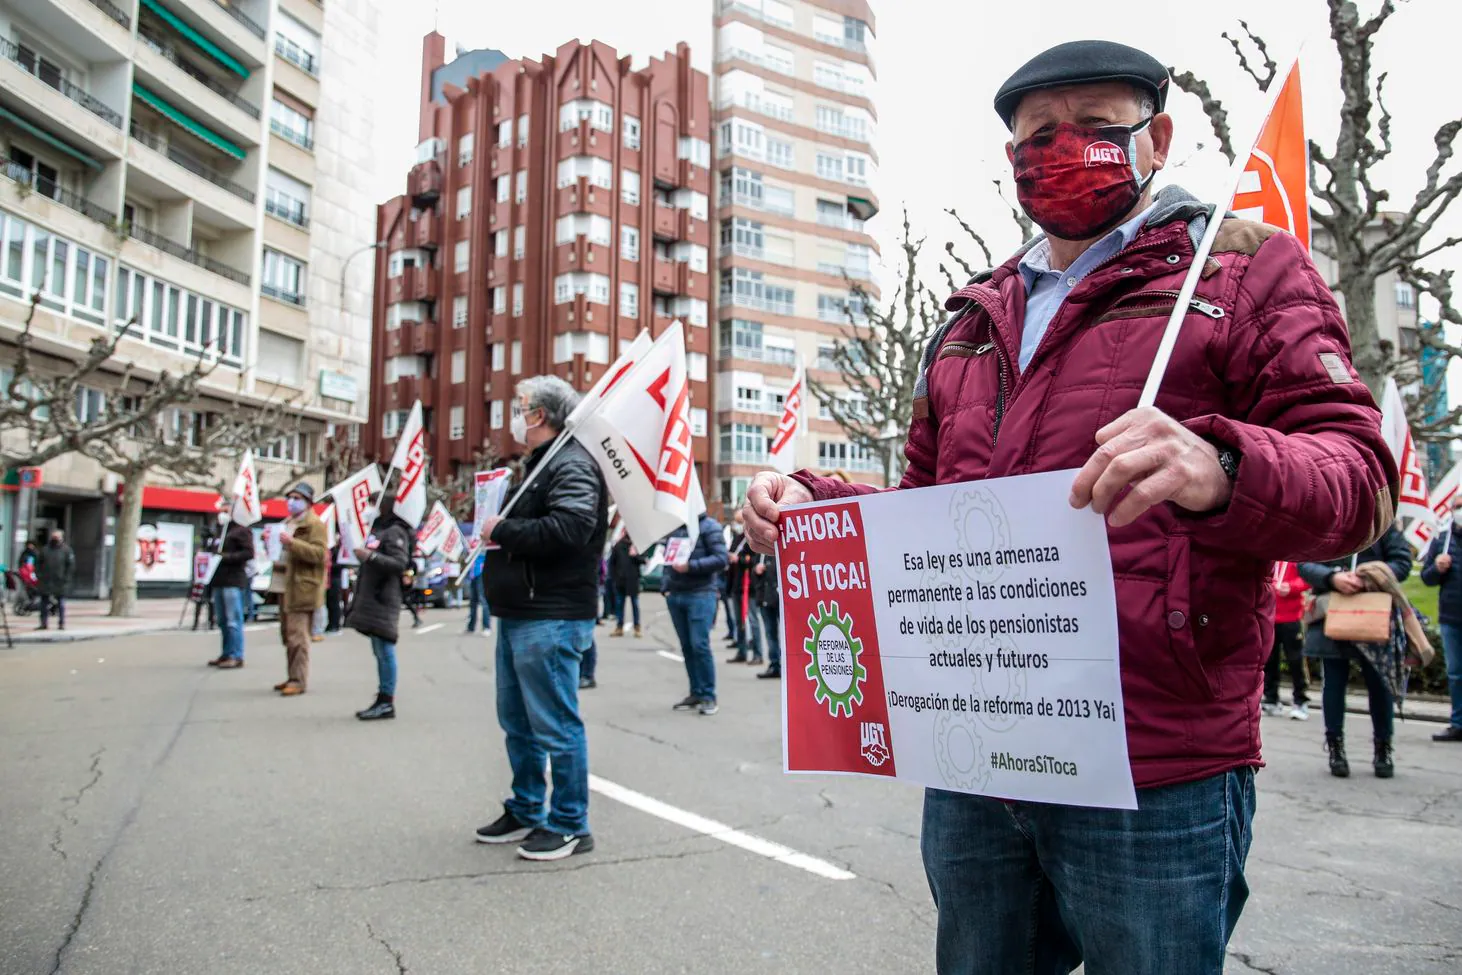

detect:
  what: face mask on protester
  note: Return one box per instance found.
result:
[511,404,540,445]
[1012,118,1154,240]
[286,497,308,517]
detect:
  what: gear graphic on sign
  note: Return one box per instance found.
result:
[803,600,867,718]
[949,487,1013,585]
[934,712,989,792]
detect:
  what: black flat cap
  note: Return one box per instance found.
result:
[994,40,1170,129]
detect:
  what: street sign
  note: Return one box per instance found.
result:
[18,467,41,488]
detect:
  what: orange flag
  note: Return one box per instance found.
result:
[1230,60,1309,251]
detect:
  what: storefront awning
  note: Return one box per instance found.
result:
[140,0,250,78]
[132,83,246,160]
[0,107,102,170]
[141,485,288,518]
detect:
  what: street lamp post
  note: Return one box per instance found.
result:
[339,240,386,315]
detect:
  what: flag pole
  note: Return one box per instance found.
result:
[1138,55,1300,409]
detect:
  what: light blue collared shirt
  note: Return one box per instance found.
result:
[1015,203,1156,371]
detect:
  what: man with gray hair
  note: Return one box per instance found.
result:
[476,375,608,861]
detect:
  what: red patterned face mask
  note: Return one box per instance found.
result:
[1012,119,1153,240]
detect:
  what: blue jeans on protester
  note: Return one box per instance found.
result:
[212,586,246,660]
[1440,623,1462,729]
[737,596,764,659]
[667,590,717,701]
[760,604,781,669]
[615,592,641,629]
[496,618,593,836]
[466,572,490,632]
[369,635,397,696]
[582,640,597,682]
[922,768,1255,975]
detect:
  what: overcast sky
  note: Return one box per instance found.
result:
[367,0,1460,339]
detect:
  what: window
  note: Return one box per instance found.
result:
[514,170,527,203]
[495,176,509,203]
[492,286,506,315]
[274,11,321,74]
[763,43,794,75]
[257,329,303,385]
[723,166,763,206]
[75,386,105,423]
[621,225,640,261]
[816,343,838,371]
[558,99,614,133]
[1396,281,1416,308]
[512,282,523,316]
[721,268,794,315]
[816,152,844,182]
[687,352,708,381]
[678,137,711,168]
[736,385,764,413]
[264,168,310,227]
[845,152,870,186]
[511,340,522,374]
[490,400,505,428]
[491,342,505,371]
[672,189,709,221]
[449,406,465,439]
[556,214,613,245]
[672,297,708,327]
[766,138,793,170]
[454,240,470,273]
[723,217,764,256]
[496,121,512,149]
[721,422,769,464]
[383,409,408,438]
[623,116,641,150]
[513,225,526,259]
[729,120,764,159]
[1,210,108,327]
[459,132,475,166]
[385,301,426,330]
[673,242,709,273]
[557,156,614,190]
[261,249,306,305]
[270,97,314,149]
[818,293,849,323]
[819,440,879,473]
[384,354,424,383]
[622,169,641,205]
[620,281,639,317]
[552,332,611,365]
[458,185,473,219]
[553,272,612,305]
[387,249,426,277]
[690,407,707,437]
[451,350,466,384]
[453,295,468,327]
[494,229,508,257]
[517,114,529,147]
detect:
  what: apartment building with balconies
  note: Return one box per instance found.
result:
[0,0,381,596]
[364,32,714,485]
[711,0,881,503]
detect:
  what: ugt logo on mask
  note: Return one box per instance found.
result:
[1084,141,1126,167]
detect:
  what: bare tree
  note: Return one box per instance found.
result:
[430,446,504,521]
[1170,3,1461,421]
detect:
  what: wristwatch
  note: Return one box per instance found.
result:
[1216,447,1241,481]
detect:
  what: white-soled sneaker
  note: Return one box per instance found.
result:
[1290,702,1310,721]
[517,829,594,861]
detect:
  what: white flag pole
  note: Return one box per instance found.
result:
[1138,55,1299,409]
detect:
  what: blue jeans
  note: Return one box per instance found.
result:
[582,640,597,681]
[667,590,717,701]
[370,635,397,696]
[466,573,490,632]
[213,586,246,660]
[721,590,738,641]
[615,592,641,628]
[1440,623,1462,729]
[922,768,1255,975]
[495,618,593,835]
[759,604,781,668]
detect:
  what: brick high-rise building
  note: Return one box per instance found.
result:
[365,33,714,485]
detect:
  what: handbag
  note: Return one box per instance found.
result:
[1323,592,1393,643]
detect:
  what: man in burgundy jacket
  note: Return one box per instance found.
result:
[743,41,1397,975]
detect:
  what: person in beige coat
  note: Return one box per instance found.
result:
[274,482,327,697]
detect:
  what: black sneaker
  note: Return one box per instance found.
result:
[517,828,594,861]
[698,699,719,716]
[579,677,597,690]
[1432,726,1462,742]
[672,695,702,711]
[356,698,395,721]
[757,667,782,679]
[726,654,747,663]
[475,808,533,844]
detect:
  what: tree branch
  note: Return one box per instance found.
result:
[1222,19,1278,91]
[1169,69,1236,163]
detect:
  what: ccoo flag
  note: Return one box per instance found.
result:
[767,362,805,475]
[1407,462,1462,552]
[230,449,262,527]
[1380,377,1431,525]
[389,400,428,528]
[1231,59,1310,251]
[328,464,384,554]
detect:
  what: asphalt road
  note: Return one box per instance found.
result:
[1,596,1458,974]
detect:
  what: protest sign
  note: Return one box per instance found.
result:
[777,469,1135,810]
[663,536,693,567]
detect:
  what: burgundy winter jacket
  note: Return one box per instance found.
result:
[793,186,1398,790]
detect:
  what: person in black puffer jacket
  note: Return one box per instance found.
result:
[207,512,257,668]
[662,512,730,714]
[347,493,413,721]
[476,375,607,862]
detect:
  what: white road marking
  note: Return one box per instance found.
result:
[588,774,855,881]
[414,623,444,635]
[656,650,684,662]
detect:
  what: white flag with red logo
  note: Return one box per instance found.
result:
[767,362,805,475]
[314,501,338,551]
[327,464,384,554]
[567,331,654,428]
[1230,59,1310,251]
[1406,462,1462,551]
[389,400,428,528]
[1381,378,1431,525]
[230,449,261,527]
[574,321,706,548]
[416,501,457,557]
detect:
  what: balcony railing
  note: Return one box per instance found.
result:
[274,36,318,75]
[0,38,123,128]
[261,283,306,306]
[127,223,249,284]
[138,28,261,118]
[129,122,257,202]
[270,118,314,150]
[86,0,132,28]
[721,292,795,316]
[727,242,796,266]
[211,0,265,39]
[815,118,874,144]
[719,343,798,367]
[718,94,794,123]
[816,209,866,232]
[726,191,794,218]
[2,161,118,226]
[817,261,873,281]
[264,198,309,227]
[725,449,770,466]
[717,47,794,78]
[717,1,793,29]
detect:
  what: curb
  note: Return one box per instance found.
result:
[2,622,186,646]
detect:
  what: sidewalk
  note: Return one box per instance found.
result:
[1,597,201,646]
